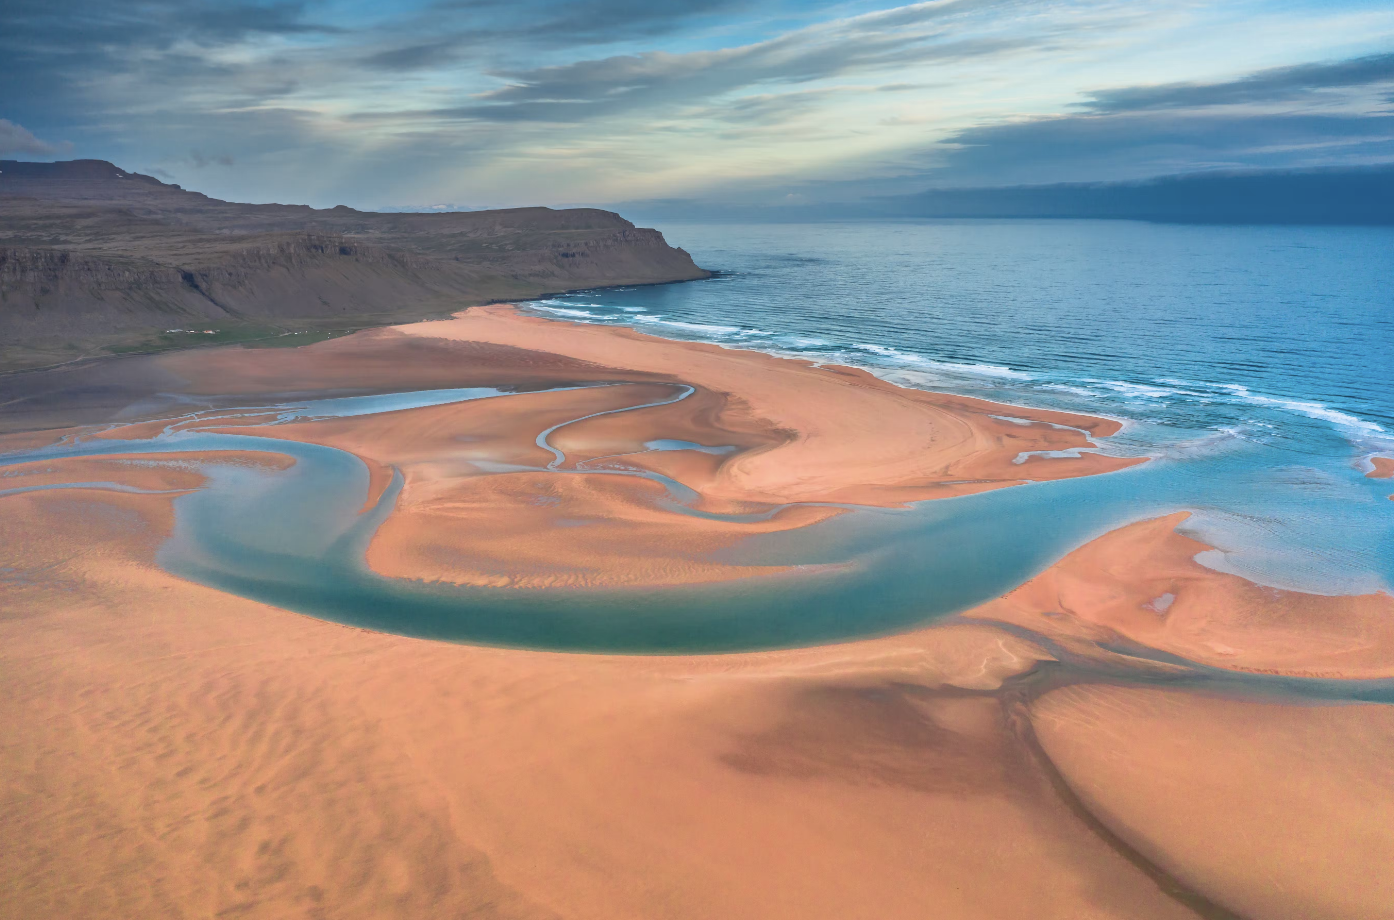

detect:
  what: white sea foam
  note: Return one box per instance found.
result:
[775,334,833,348]
[1216,384,1388,446]
[1098,380,1175,399]
[848,343,1030,379]
[530,304,603,320]
[1012,447,1094,464]
[630,315,745,336]
[933,361,1032,380]
[1038,383,1102,399]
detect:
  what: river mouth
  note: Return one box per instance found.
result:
[1,376,1389,673]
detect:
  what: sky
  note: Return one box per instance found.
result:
[2,0,1393,209]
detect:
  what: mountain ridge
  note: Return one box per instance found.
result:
[0,159,709,371]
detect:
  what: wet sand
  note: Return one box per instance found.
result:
[1371,456,1393,499]
[5,452,1392,918]
[37,304,1143,589]
[0,471,1214,920]
[3,307,1392,918]
[965,512,1394,679]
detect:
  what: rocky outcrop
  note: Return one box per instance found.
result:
[0,160,709,364]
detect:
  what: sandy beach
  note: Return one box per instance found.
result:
[31,304,1142,590]
[3,306,1392,919]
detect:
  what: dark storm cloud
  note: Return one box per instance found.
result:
[2,0,330,48]
[1081,51,1394,113]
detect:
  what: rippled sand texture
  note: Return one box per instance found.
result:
[966,512,1394,679]
[3,308,1393,919]
[36,303,1143,590]
[246,305,1139,587]
[5,461,1394,919]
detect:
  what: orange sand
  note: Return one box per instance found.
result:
[77,305,1143,589]
[1034,685,1394,920]
[966,512,1394,678]
[391,305,1141,507]
[1370,456,1394,499]
[4,448,1392,918]
[3,306,1391,919]
[1,474,1206,920]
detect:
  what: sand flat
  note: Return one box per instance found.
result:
[965,511,1394,679]
[3,305,1390,919]
[3,449,1387,918]
[3,478,1208,920]
[391,305,1143,506]
[1033,685,1394,920]
[81,305,1150,589]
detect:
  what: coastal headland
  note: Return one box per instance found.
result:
[2,306,1393,919]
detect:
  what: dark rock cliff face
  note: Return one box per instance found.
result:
[0,160,709,367]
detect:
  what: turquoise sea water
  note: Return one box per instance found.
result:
[530,219,1394,597]
[2,220,1392,668]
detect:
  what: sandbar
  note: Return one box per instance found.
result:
[2,304,1390,920]
[71,304,1144,589]
[965,511,1394,679]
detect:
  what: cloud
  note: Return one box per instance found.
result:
[936,112,1394,184]
[0,119,70,156]
[4,0,1391,207]
[189,150,235,168]
[437,0,750,44]
[361,40,469,72]
[390,0,1041,124]
[0,0,341,128]
[915,50,1394,186]
[1081,51,1394,113]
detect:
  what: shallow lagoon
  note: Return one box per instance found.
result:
[1,378,1388,661]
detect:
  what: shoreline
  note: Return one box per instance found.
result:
[520,298,1142,441]
[3,302,1394,918]
[2,303,1145,596]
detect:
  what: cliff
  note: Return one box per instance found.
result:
[0,160,709,370]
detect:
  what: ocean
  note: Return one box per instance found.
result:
[528,219,1394,597]
[3,219,1391,657]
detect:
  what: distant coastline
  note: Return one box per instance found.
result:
[615,164,1394,226]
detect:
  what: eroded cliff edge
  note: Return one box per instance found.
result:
[0,159,709,370]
